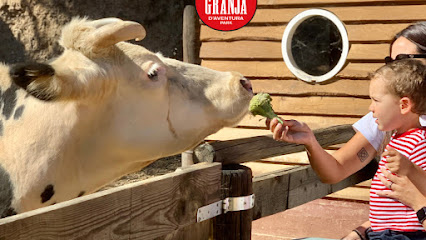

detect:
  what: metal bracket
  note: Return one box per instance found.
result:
[196,194,255,222]
[223,194,255,213]
[197,201,222,222]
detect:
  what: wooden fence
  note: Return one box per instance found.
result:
[0,125,377,239]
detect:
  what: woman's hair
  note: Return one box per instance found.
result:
[391,21,426,54]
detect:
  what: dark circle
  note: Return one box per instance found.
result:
[291,16,343,76]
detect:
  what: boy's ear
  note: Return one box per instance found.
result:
[400,97,413,114]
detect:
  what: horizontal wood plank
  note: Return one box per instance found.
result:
[252,167,294,219]
[201,25,285,42]
[251,5,426,23]
[286,166,332,209]
[0,163,222,240]
[347,23,409,42]
[201,61,383,78]
[200,23,409,42]
[239,114,359,130]
[213,96,370,119]
[250,79,370,97]
[207,109,364,141]
[203,125,356,164]
[200,41,389,60]
[287,160,376,209]
[355,179,372,188]
[207,127,271,141]
[257,150,334,165]
[326,187,370,202]
[252,159,377,219]
[242,162,297,176]
[269,95,370,116]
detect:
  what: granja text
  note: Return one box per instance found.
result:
[205,0,248,15]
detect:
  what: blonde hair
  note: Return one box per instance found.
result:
[370,59,426,115]
[371,59,426,154]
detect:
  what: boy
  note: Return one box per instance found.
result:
[269,59,426,238]
[367,59,426,235]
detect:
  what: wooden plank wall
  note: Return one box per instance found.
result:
[201,0,426,139]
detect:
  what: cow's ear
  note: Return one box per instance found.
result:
[89,18,146,48]
[9,63,57,101]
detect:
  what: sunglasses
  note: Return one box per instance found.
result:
[384,54,426,64]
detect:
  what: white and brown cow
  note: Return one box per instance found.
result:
[0,17,253,217]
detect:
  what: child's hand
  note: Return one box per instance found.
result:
[266,118,314,145]
[382,147,414,176]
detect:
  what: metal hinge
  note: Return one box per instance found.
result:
[196,194,255,222]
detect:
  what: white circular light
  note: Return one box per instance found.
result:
[281,9,349,83]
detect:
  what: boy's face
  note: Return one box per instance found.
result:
[369,77,402,131]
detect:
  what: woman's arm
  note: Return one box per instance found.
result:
[376,168,426,228]
[268,118,377,183]
[383,147,426,195]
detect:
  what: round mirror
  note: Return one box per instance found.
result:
[281,9,349,82]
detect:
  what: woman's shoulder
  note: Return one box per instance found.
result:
[353,112,384,151]
[420,115,426,126]
[353,112,375,129]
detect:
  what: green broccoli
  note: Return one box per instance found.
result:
[249,92,283,124]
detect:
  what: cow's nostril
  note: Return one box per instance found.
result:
[240,79,253,93]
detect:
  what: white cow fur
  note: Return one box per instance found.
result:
[0,18,252,214]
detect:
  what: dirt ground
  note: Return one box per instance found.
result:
[0,0,194,64]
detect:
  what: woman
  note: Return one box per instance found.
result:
[268,22,426,239]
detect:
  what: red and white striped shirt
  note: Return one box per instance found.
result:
[370,128,426,232]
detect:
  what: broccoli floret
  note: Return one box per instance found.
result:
[249,93,283,124]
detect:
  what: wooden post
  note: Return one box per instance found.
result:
[181,4,201,168]
[214,165,253,240]
[183,5,201,65]
[181,150,194,167]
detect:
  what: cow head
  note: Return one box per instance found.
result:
[11,17,253,155]
[4,17,252,213]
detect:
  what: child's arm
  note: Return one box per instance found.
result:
[268,118,377,184]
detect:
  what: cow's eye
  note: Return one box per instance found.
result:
[147,69,158,80]
[147,63,163,81]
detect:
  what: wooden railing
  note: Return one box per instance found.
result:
[0,163,221,239]
[0,124,377,239]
